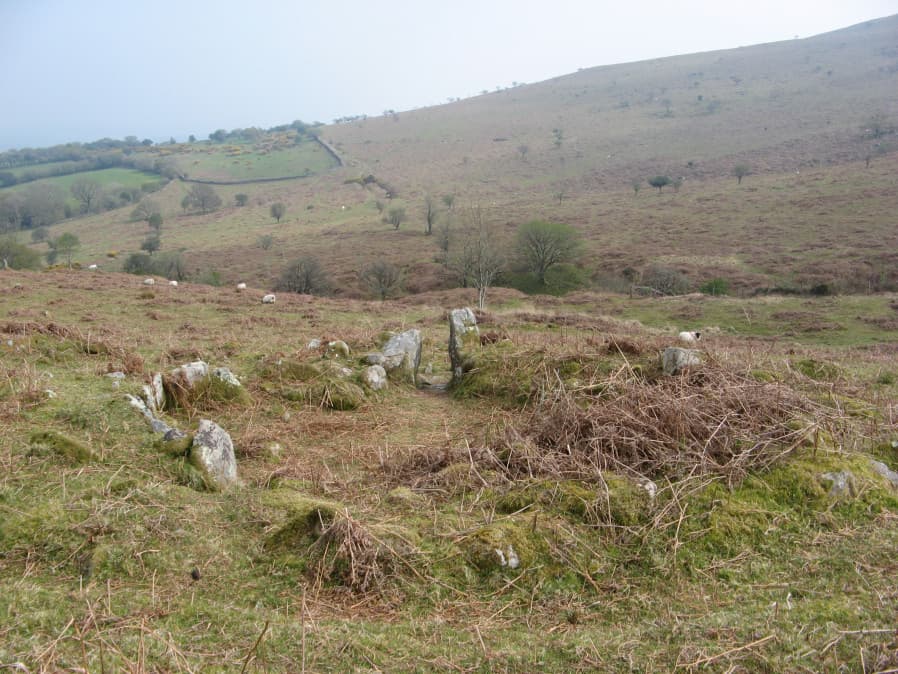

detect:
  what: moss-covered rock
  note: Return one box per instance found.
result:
[29,430,96,463]
[460,519,545,573]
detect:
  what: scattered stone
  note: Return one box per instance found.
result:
[143,278,155,286]
[449,307,480,381]
[266,442,283,460]
[380,329,422,384]
[364,352,385,366]
[871,460,898,488]
[189,419,238,491]
[641,480,658,500]
[262,294,276,304]
[44,389,57,399]
[326,340,351,359]
[125,393,174,435]
[307,338,322,349]
[363,365,388,391]
[662,347,701,376]
[820,470,857,499]
[338,367,354,378]
[211,367,241,387]
[170,361,209,387]
[105,371,126,380]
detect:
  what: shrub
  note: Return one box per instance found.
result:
[0,236,42,270]
[277,256,331,295]
[642,264,690,295]
[700,278,730,296]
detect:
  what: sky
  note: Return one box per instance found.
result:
[1,0,895,150]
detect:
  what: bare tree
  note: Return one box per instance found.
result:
[463,206,504,310]
[360,260,404,300]
[423,196,437,235]
[131,199,161,223]
[71,179,101,214]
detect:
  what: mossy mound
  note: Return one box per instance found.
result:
[29,430,96,463]
[163,374,251,410]
[459,518,547,574]
[265,494,341,549]
[794,358,841,382]
[266,358,366,410]
[495,476,651,526]
[684,450,898,562]
[282,379,365,410]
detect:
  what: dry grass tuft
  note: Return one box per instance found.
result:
[308,509,414,593]
[495,363,821,485]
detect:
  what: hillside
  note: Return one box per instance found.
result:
[10,14,893,297]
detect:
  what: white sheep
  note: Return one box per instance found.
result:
[143,278,155,286]
[88,264,98,270]
[678,331,701,344]
[236,282,247,290]
[261,294,276,304]
[168,280,178,287]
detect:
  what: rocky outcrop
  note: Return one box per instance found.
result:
[449,308,479,381]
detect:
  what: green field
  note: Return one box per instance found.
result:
[1,167,162,208]
[177,139,338,181]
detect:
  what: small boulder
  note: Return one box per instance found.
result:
[449,308,479,381]
[307,338,322,350]
[821,470,857,499]
[170,361,209,387]
[211,367,241,387]
[326,340,351,359]
[189,420,238,490]
[662,347,701,376]
[363,365,388,391]
[871,460,898,488]
[380,329,422,384]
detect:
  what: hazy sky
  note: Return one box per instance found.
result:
[1,0,894,150]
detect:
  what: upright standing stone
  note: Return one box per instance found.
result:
[381,329,422,384]
[189,419,238,490]
[449,308,480,381]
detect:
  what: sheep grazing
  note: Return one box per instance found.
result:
[168,280,178,287]
[88,264,98,270]
[261,294,276,304]
[236,282,247,290]
[678,331,701,344]
[143,278,155,286]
